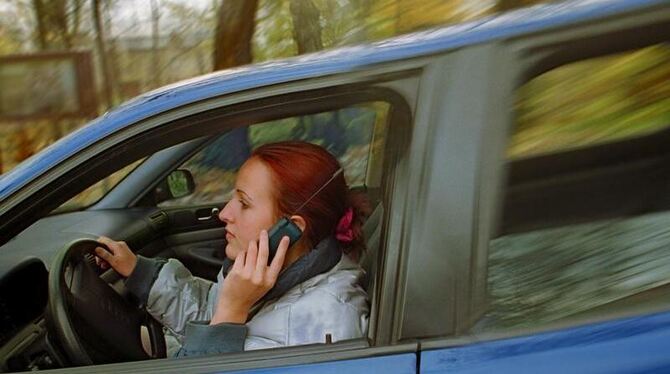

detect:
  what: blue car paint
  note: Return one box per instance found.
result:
[421,310,670,373]
[0,0,665,199]
[1,0,668,371]
[218,352,416,374]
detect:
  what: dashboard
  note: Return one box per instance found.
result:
[0,207,168,371]
[0,257,55,371]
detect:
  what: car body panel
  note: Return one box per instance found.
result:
[1,0,669,372]
[420,310,670,373]
[234,352,416,374]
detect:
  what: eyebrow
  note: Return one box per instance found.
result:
[236,189,253,202]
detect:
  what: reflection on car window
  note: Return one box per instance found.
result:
[52,158,145,213]
[480,44,670,332]
[159,102,390,208]
[508,44,670,159]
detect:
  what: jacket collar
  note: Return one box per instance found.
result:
[221,236,342,302]
[264,236,342,301]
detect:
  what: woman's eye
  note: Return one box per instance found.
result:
[239,199,249,209]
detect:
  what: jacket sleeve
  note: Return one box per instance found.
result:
[176,321,247,357]
[144,258,222,342]
[124,255,167,306]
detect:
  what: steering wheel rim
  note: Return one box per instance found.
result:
[47,238,166,366]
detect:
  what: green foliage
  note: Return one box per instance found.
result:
[253,0,297,62]
[249,117,300,148]
[510,45,670,158]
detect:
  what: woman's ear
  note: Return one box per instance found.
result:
[289,215,307,232]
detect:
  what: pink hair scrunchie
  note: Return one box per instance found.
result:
[335,207,355,243]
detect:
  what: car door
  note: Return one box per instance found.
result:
[416,2,670,373]
[0,57,427,371]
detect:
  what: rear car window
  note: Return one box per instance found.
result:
[479,44,670,332]
[508,44,670,159]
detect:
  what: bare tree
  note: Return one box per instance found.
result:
[151,0,162,87]
[289,0,322,54]
[92,0,114,108]
[212,0,258,70]
[32,0,83,50]
[211,0,260,168]
[288,0,347,156]
[495,0,545,12]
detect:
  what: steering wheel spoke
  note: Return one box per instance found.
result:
[48,239,166,365]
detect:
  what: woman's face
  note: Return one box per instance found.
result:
[219,157,278,260]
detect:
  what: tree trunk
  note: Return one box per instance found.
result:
[31,0,73,50]
[32,0,49,50]
[212,0,258,70]
[92,0,114,108]
[150,0,162,87]
[495,0,543,12]
[53,0,72,49]
[212,0,260,167]
[289,0,322,54]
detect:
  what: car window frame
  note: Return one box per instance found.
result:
[0,69,420,371]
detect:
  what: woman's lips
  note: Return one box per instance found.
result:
[225,230,235,241]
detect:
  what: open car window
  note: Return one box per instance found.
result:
[159,101,390,208]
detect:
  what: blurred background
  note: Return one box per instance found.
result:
[1,0,668,174]
[0,0,549,175]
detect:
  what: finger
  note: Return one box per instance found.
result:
[232,250,246,272]
[256,230,269,272]
[268,236,290,279]
[96,236,116,254]
[245,238,258,272]
[95,247,112,262]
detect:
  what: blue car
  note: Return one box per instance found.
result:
[1,0,669,372]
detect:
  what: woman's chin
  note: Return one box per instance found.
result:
[225,244,241,260]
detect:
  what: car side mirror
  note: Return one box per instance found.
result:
[154,169,195,204]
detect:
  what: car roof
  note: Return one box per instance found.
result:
[0,0,665,199]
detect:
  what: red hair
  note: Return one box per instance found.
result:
[251,141,369,256]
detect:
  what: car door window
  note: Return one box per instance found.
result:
[159,101,390,208]
[479,43,670,332]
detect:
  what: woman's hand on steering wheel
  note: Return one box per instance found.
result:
[94,236,138,277]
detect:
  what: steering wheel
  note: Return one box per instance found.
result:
[47,239,166,366]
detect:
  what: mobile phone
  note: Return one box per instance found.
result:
[264,168,341,264]
[267,217,302,264]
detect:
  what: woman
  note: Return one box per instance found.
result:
[95,141,370,357]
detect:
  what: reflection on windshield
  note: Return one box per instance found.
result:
[52,158,146,214]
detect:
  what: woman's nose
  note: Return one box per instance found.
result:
[219,200,234,223]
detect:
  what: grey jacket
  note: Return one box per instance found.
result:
[125,237,369,356]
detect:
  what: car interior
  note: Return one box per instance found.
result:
[0,85,411,371]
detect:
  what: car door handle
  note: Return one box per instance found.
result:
[197,207,220,221]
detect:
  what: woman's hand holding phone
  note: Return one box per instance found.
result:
[211,230,290,325]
